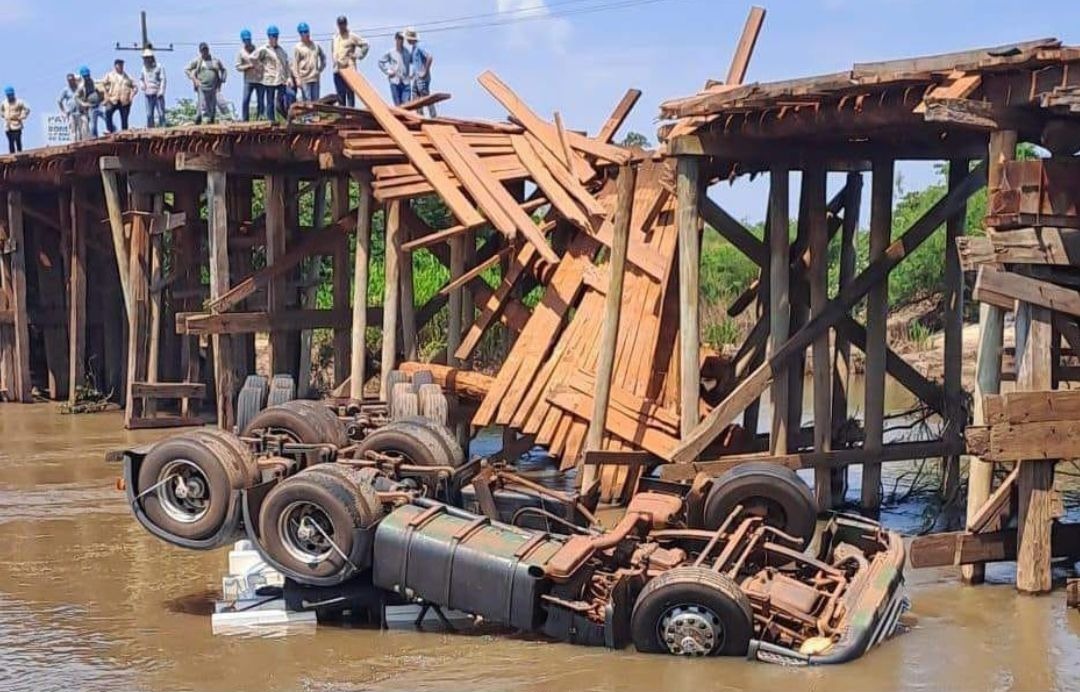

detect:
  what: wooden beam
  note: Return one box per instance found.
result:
[456,243,537,362]
[2,192,31,401]
[806,162,831,512]
[264,174,289,374]
[67,189,85,404]
[581,164,636,487]
[677,157,702,437]
[206,171,234,430]
[130,381,207,398]
[179,309,358,335]
[700,196,765,265]
[909,522,1080,569]
[350,177,373,400]
[332,177,352,386]
[957,227,1080,269]
[100,159,131,316]
[942,160,969,502]
[122,191,153,427]
[768,166,789,455]
[863,158,893,511]
[597,89,643,143]
[975,266,1080,317]
[725,5,766,86]
[380,201,402,400]
[340,68,484,228]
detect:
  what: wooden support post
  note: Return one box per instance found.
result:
[1016,306,1055,594]
[99,160,132,316]
[786,189,810,451]
[830,172,862,504]
[175,186,202,418]
[677,157,702,438]
[298,180,327,398]
[144,193,165,416]
[123,191,153,426]
[265,174,289,375]
[963,130,1015,584]
[67,188,86,404]
[350,177,372,400]
[447,235,465,368]
[332,177,352,386]
[399,214,418,362]
[228,177,255,381]
[2,191,31,402]
[581,164,636,488]
[380,201,403,401]
[863,158,894,511]
[207,172,234,429]
[943,160,968,503]
[768,167,790,454]
[806,163,832,512]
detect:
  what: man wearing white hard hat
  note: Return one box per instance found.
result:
[140,48,167,128]
[403,27,436,116]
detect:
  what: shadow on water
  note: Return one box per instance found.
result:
[0,402,1078,692]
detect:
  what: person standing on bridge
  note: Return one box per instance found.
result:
[235,29,265,121]
[74,66,106,138]
[378,31,411,106]
[259,25,292,121]
[404,28,436,116]
[331,15,368,107]
[185,43,227,125]
[102,58,137,133]
[292,22,326,102]
[1,87,29,153]
[58,74,87,142]
[140,49,167,128]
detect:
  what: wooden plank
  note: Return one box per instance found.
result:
[806,162,832,511]
[975,266,1080,318]
[977,420,1080,461]
[122,191,152,427]
[100,163,132,317]
[339,68,484,228]
[677,157,702,437]
[725,5,766,86]
[478,71,630,167]
[3,192,31,402]
[206,172,234,430]
[332,177,352,385]
[380,201,402,400]
[597,89,643,143]
[968,465,1019,534]
[130,381,207,398]
[768,166,790,455]
[553,111,575,170]
[66,188,86,405]
[523,133,608,218]
[546,388,678,458]
[984,390,1080,424]
[581,164,636,488]
[510,135,590,230]
[909,522,1080,569]
[700,196,765,266]
[957,227,1080,269]
[351,177,373,400]
[863,158,893,510]
[943,160,968,501]
[456,243,537,362]
[440,247,510,296]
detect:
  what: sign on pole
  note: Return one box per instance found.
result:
[44,113,71,145]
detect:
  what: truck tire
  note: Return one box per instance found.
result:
[702,462,817,548]
[137,432,251,541]
[417,384,449,425]
[267,373,297,407]
[236,375,269,433]
[259,467,381,581]
[631,566,753,656]
[394,416,466,468]
[355,421,453,469]
[242,400,346,447]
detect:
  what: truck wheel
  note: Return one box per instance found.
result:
[236,375,269,433]
[631,567,753,656]
[242,400,346,447]
[259,468,380,581]
[417,384,449,425]
[356,422,453,469]
[137,432,250,541]
[701,462,817,549]
[393,416,466,468]
[267,373,297,407]
[391,382,419,420]
[410,369,435,391]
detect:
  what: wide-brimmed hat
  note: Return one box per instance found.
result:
[403,27,418,41]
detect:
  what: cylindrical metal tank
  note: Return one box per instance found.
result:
[372,501,566,631]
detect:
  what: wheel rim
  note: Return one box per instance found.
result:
[266,426,304,444]
[278,500,336,564]
[740,496,787,530]
[658,604,724,656]
[156,459,211,524]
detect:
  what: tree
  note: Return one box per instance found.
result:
[165,97,237,127]
[619,131,651,149]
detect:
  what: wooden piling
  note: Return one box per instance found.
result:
[265,174,289,375]
[381,201,403,401]
[942,160,969,502]
[676,157,702,437]
[350,176,373,400]
[447,235,465,368]
[399,214,418,362]
[830,172,862,504]
[332,176,352,386]
[768,166,790,454]
[67,188,86,404]
[207,171,234,429]
[123,191,152,427]
[806,163,832,511]
[2,191,31,402]
[863,158,894,511]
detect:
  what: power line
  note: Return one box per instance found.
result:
[162,0,686,48]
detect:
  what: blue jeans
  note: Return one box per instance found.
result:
[264,85,284,121]
[333,72,354,108]
[241,82,264,121]
[412,78,435,116]
[300,81,319,102]
[145,94,166,127]
[87,106,107,137]
[389,81,410,106]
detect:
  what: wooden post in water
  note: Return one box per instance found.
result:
[676,157,702,437]
[207,171,234,429]
[768,166,790,454]
[2,191,31,402]
[298,180,327,398]
[332,176,352,386]
[863,158,894,511]
[942,160,969,503]
[963,130,1013,584]
[174,186,203,418]
[399,216,418,363]
[265,174,288,375]
[830,172,862,505]
[806,162,832,511]
[582,164,636,488]
[447,235,465,368]
[350,176,373,400]
[123,191,152,427]
[67,187,86,405]
[381,201,403,401]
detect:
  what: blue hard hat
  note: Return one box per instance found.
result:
[3,86,13,96]
[79,66,91,77]
[297,22,310,33]
[240,29,252,41]
[267,25,280,37]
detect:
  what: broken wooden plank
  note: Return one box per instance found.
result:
[597,89,643,143]
[510,135,590,230]
[456,243,537,361]
[974,266,1080,317]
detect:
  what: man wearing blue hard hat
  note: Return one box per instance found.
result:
[1,85,29,153]
[74,66,106,138]
[235,29,265,121]
[292,21,326,103]
[259,24,292,121]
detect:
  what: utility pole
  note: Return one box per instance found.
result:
[115,10,174,53]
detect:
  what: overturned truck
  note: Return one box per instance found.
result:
[118,379,906,665]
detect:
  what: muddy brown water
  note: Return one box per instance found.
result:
[1,403,1079,692]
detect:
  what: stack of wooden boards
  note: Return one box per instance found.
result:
[337,68,692,496]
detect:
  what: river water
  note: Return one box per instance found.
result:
[1,403,1078,692]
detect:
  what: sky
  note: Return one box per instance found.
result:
[2,0,1078,221]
